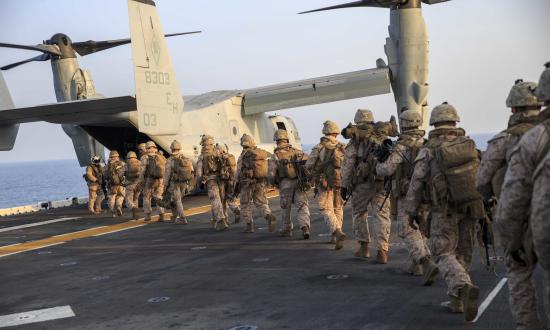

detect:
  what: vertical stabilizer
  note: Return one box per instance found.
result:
[0,72,19,150]
[127,0,183,135]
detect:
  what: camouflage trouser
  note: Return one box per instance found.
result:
[429,210,476,297]
[87,183,104,212]
[124,181,140,209]
[240,180,271,225]
[206,179,225,221]
[533,211,550,325]
[108,185,126,212]
[169,181,189,219]
[351,183,391,251]
[220,180,240,219]
[505,254,543,330]
[317,186,343,234]
[279,178,310,231]
[143,178,165,215]
[396,200,430,262]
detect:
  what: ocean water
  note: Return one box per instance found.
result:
[0,159,88,209]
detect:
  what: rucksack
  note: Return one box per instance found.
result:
[202,151,220,176]
[173,155,194,182]
[275,147,300,180]
[145,154,166,179]
[242,147,269,180]
[314,143,345,188]
[430,135,483,216]
[107,161,125,186]
[219,153,237,181]
[126,158,141,180]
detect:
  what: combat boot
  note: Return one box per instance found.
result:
[131,208,139,220]
[377,250,388,264]
[144,213,152,222]
[233,210,241,224]
[333,228,346,250]
[459,283,480,322]
[407,261,423,276]
[354,242,370,260]
[116,207,123,217]
[175,217,188,225]
[217,218,229,231]
[158,213,167,222]
[265,214,277,232]
[443,296,464,313]
[111,211,117,218]
[278,228,292,237]
[244,222,255,233]
[419,256,439,286]
[301,226,310,240]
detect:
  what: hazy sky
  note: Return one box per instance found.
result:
[0,0,549,163]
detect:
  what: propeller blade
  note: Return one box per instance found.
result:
[72,31,202,56]
[0,53,51,71]
[299,0,387,14]
[0,42,61,56]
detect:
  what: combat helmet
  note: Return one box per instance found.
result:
[240,134,256,148]
[145,141,157,149]
[429,102,460,126]
[399,110,422,129]
[322,120,340,135]
[354,109,374,124]
[109,150,119,158]
[200,134,214,146]
[216,143,228,154]
[170,140,182,151]
[273,129,289,141]
[126,151,137,159]
[91,155,101,164]
[536,62,550,103]
[506,79,542,108]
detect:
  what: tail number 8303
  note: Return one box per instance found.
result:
[145,71,170,85]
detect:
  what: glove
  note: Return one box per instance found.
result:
[340,187,348,201]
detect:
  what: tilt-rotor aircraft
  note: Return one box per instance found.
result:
[0,0,449,166]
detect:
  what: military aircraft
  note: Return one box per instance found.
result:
[0,0,448,166]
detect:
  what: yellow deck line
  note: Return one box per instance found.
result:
[0,190,279,258]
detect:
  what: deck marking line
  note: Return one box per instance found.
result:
[93,224,147,237]
[0,305,75,328]
[473,277,508,322]
[0,242,66,259]
[0,217,80,233]
[52,226,108,237]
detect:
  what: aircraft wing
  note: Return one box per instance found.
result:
[0,96,136,125]
[242,67,390,115]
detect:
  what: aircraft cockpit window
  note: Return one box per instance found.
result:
[276,122,287,130]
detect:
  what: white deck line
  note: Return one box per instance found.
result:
[0,217,81,233]
[473,277,508,323]
[0,305,75,328]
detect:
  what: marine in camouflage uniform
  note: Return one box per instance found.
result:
[376,110,438,281]
[104,150,126,218]
[124,151,142,220]
[164,140,194,224]
[405,102,482,321]
[495,63,550,330]
[215,143,241,224]
[141,141,166,221]
[85,155,105,214]
[237,134,276,233]
[342,109,391,263]
[305,120,346,250]
[197,135,229,230]
[132,142,148,208]
[270,129,311,239]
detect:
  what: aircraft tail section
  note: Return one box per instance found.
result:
[0,72,19,150]
[127,0,182,135]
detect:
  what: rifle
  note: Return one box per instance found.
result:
[342,187,352,206]
[379,175,392,211]
[479,199,497,273]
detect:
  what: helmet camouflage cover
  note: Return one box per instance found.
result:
[399,110,422,128]
[200,134,214,146]
[170,140,182,150]
[109,150,119,158]
[354,108,374,124]
[429,102,460,125]
[240,134,256,148]
[145,141,157,149]
[506,79,542,108]
[322,120,340,135]
[273,129,289,141]
[126,151,137,159]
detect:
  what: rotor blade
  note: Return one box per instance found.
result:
[72,31,202,56]
[299,0,386,14]
[0,53,51,71]
[0,42,61,56]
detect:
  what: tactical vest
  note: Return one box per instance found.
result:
[106,161,125,186]
[274,145,301,180]
[425,128,484,218]
[393,135,425,198]
[219,153,237,181]
[491,121,537,199]
[84,164,103,184]
[145,154,166,179]
[126,158,141,181]
[313,142,345,189]
[241,147,269,180]
[201,148,220,176]
[172,155,194,182]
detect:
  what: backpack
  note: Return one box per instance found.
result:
[314,143,345,188]
[219,153,237,181]
[202,151,220,176]
[107,161,125,186]
[145,154,166,179]
[275,147,300,180]
[430,135,484,216]
[173,155,194,182]
[242,147,269,180]
[394,138,423,197]
[126,158,141,180]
